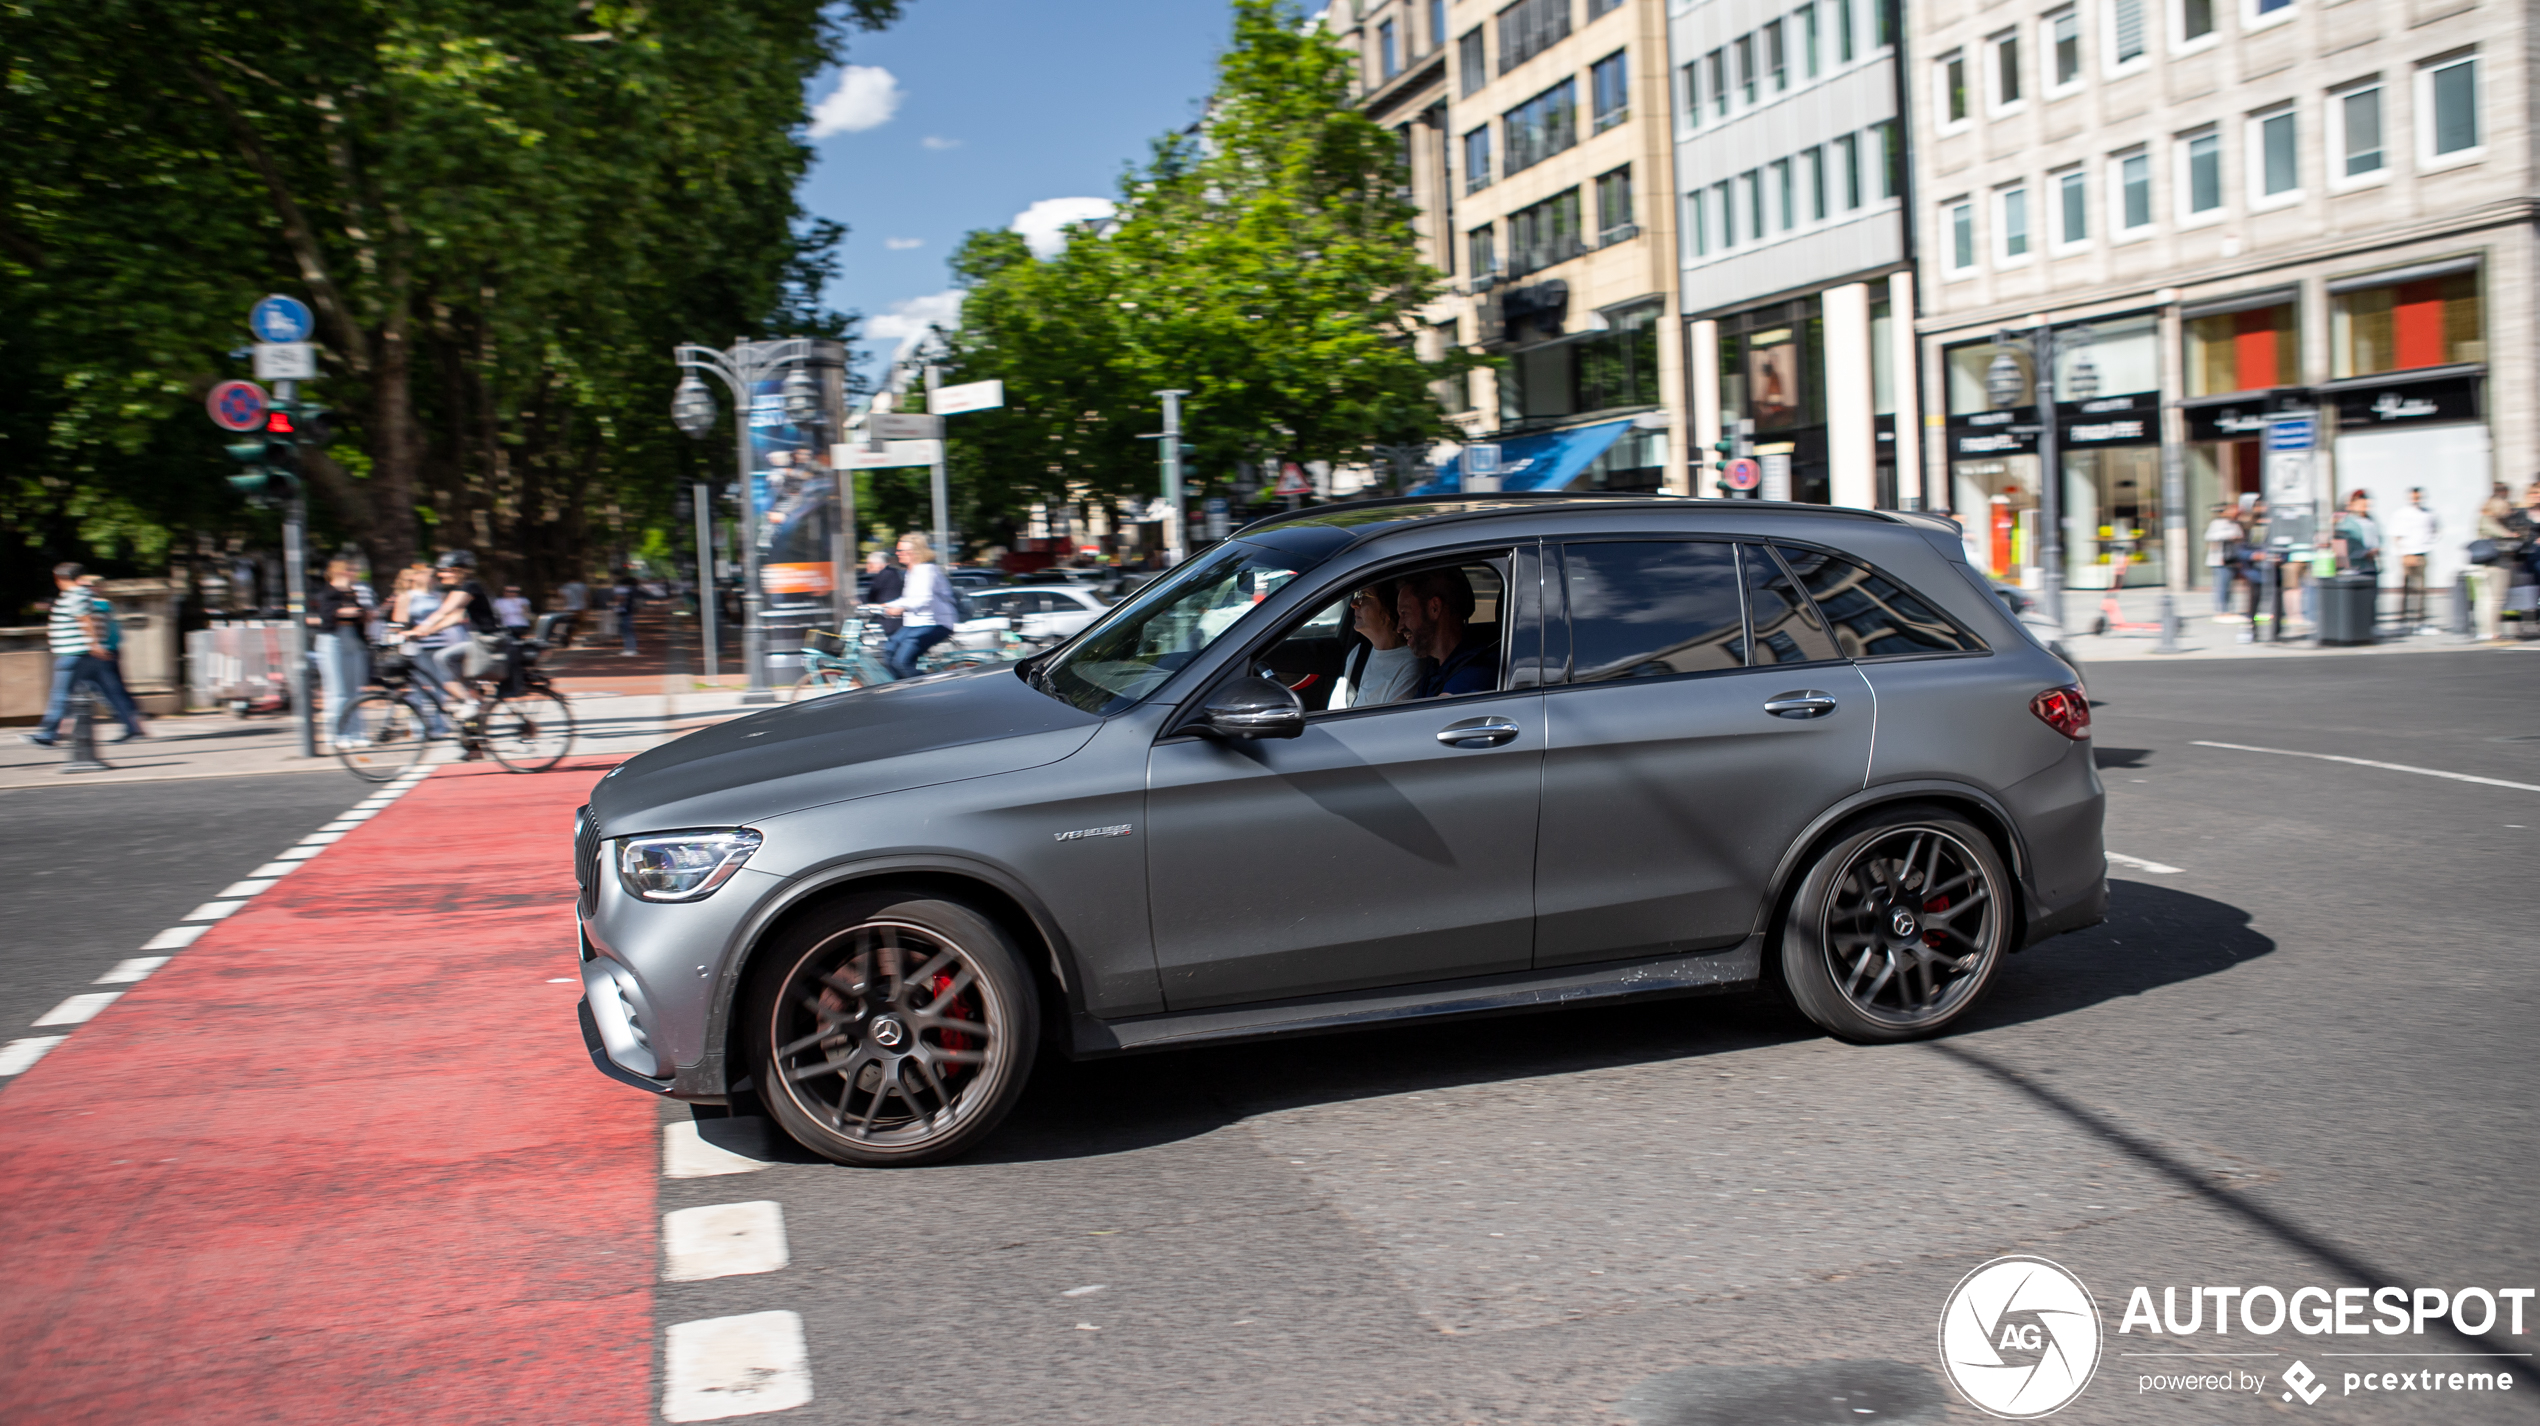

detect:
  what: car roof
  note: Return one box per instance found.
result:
[1231,492,1942,560]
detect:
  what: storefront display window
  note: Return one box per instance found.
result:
[2186,302,2298,395]
[2331,270,2481,377]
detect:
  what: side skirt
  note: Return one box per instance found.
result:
[1069,938,1764,1058]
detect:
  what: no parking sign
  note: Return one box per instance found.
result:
[207,380,268,432]
[1724,456,1761,491]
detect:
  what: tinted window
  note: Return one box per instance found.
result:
[1741,544,1842,665]
[1563,542,1745,681]
[1776,545,1981,657]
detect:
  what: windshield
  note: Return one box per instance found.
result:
[1029,541,1311,715]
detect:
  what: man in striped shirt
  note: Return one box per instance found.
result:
[23,561,147,746]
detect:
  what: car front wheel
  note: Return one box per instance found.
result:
[1779,806,2011,1043]
[746,890,1038,1167]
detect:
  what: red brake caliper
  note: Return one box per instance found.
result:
[1922,895,1950,948]
[930,973,972,1062]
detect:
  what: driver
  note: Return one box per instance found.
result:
[1397,566,1496,698]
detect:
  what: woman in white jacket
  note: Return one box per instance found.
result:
[1330,578,1429,709]
[881,533,960,678]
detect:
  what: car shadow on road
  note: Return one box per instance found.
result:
[966,877,2274,1166]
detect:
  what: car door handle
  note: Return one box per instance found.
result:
[1763,691,1838,719]
[1436,716,1521,748]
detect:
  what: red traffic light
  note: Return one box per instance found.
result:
[264,410,296,434]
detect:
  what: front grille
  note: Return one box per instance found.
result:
[574,805,600,917]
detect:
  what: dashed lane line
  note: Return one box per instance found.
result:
[1,767,442,1080]
[662,1201,790,1282]
[661,1310,813,1423]
[662,1119,780,1179]
[2192,740,2540,794]
[2106,852,2183,875]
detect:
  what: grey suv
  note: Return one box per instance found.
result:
[576,496,2104,1166]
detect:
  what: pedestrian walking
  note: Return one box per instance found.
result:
[555,574,589,647]
[23,563,147,745]
[2387,487,2439,631]
[879,534,956,679]
[308,559,374,747]
[612,569,643,656]
[2202,503,2245,618]
[863,549,904,637]
[494,585,532,637]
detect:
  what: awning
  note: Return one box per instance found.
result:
[1408,419,1636,495]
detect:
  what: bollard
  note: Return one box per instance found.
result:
[60,688,111,774]
[2453,571,2474,637]
[2154,592,2182,654]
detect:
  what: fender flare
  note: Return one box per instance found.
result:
[1748,778,2035,941]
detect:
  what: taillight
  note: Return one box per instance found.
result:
[2030,685,2090,740]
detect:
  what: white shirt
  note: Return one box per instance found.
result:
[1332,644,1425,710]
[559,580,588,611]
[494,595,531,627]
[2387,502,2439,557]
[897,562,959,629]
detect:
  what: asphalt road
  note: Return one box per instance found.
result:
[0,772,371,1047]
[662,648,2540,1425]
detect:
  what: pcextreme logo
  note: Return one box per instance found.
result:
[1940,1256,2104,1419]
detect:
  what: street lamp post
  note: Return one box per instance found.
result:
[1988,323,2094,637]
[672,337,820,703]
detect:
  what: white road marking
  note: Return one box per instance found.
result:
[2106,852,2183,875]
[296,831,345,845]
[334,809,380,822]
[662,1120,777,1179]
[141,924,211,952]
[661,1201,790,1282]
[247,861,302,878]
[660,1310,812,1422]
[318,821,361,832]
[1062,1284,1107,1297]
[0,1036,66,1076]
[215,879,280,899]
[96,957,170,985]
[181,900,248,921]
[272,846,325,862]
[2192,740,2540,794]
[34,992,121,1027]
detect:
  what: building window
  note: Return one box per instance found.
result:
[1714,179,1737,248]
[2332,271,2482,376]
[1498,0,1572,74]
[2182,127,2222,214]
[1772,158,1794,230]
[2333,84,2385,180]
[1508,188,1584,275]
[2252,103,2299,202]
[2056,166,2088,245]
[1684,188,1709,258]
[1804,145,1827,220]
[2424,54,2481,160]
[1874,120,1901,198]
[1940,51,1968,125]
[1379,20,1399,79]
[1459,28,1487,96]
[1836,133,1862,208]
[2114,147,2152,232]
[1743,169,1765,240]
[1737,34,1758,105]
[2249,0,2293,24]
[1502,79,1578,175]
[2048,8,2080,89]
[1835,0,1855,61]
[2109,0,2146,67]
[1431,0,1449,51]
[2000,184,2031,259]
[1464,127,1494,192]
[2185,302,2297,395]
[1873,0,1894,48]
[1591,50,1629,132]
[1468,224,1499,278]
[1945,199,1975,272]
[2181,0,2215,42]
[1802,3,1821,78]
[1588,0,1624,17]
[1706,49,1729,118]
[1765,19,1788,93]
[1991,30,2023,108]
[1680,61,1701,128]
[1596,166,1635,243]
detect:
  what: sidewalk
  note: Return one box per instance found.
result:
[2042,583,2534,664]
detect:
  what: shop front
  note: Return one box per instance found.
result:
[2320,260,2490,601]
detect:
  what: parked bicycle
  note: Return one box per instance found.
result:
[786,606,1015,701]
[337,613,576,781]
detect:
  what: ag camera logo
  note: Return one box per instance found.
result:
[1940,1255,2104,1418]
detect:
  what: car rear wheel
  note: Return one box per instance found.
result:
[746,890,1038,1167]
[1779,806,2010,1043]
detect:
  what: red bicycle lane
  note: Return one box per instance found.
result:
[0,760,657,1424]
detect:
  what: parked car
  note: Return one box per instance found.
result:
[576,494,2106,1167]
[943,584,1113,651]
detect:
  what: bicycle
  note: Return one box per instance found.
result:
[337,615,577,781]
[786,606,1009,702]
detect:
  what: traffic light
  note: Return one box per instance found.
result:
[225,405,306,507]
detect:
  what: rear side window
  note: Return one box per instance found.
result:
[1742,544,1843,665]
[1562,542,1745,681]
[1775,544,1983,657]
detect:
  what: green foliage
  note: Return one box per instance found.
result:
[0,0,901,612]
[935,0,1475,549]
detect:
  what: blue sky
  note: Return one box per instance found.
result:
[797,0,1239,385]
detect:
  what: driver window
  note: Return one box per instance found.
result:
[1252,554,1512,714]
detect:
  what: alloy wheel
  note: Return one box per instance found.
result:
[1819,825,2002,1029]
[766,920,1010,1152]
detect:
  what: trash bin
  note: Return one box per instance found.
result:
[2318,573,2380,645]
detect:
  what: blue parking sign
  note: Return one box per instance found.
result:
[249,294,314,343]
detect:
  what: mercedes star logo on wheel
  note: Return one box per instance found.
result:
[870,1018,906,1048]
[1892,908,1920,939]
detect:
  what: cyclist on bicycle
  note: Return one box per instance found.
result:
[880,533,957,679]
[405,550,506,727]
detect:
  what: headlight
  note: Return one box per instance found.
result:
[616,829,762,902]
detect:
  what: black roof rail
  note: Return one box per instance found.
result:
[1230,491,1906,539]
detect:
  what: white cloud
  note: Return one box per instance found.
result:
[1010,196,1117,259]
[920,135,962,151]
[884,236,924,250]
[865,289,965,361]
[808,65,901,137]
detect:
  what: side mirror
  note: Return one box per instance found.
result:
[1198,675,1304,740]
